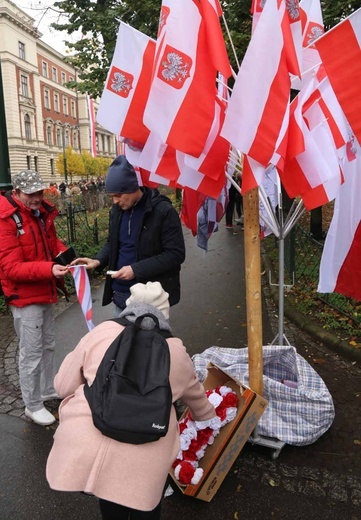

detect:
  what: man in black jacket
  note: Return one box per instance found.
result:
[72,155,185,313]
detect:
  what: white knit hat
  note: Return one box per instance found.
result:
[126,282,170,319]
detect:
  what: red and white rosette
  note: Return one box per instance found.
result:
[172,385,239,485]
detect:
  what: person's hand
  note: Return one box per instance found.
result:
[52,264,69,279]
[109,265,135,281]
[70,257,100,270]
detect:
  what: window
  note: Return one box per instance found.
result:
[18,41,25,60]
[107,136,111,153]
[26,155,31,169]
[50,158,54,175]
[47,126,52,145]
[101,134,105,152]
[63,96,68,115]
[52,67,57,83]
[96,133,99,152]
[71,100,76,118]
[34,156,38,172]
[20,75,28,97]
[42,61,48,77]
[44,88,50,109]
[61,72,66,85]
[24,114,31,140]
[56,128,61,147]
[54,92,59,112]
[69,76,74,82]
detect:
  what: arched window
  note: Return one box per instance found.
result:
[56,128,61,147]
[24,114,31,140]
[47,126,52,145]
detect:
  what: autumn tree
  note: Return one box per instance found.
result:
[56,146,86,180]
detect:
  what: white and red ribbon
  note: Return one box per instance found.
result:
[69,265,95,331]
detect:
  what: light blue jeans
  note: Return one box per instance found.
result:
[11,304,56,412]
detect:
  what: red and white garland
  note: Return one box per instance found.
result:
[172,385,239,485]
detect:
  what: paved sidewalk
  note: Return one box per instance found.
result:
[0,224,360,519]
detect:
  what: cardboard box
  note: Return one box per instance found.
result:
[169,364,268,502]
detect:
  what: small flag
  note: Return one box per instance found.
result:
[69,265,95,331]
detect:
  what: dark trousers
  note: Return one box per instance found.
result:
[99,499,161,520]
[226,184,237,225]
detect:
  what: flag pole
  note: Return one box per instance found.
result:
[243,187,263,397]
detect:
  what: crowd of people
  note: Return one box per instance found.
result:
[44,177,110,212]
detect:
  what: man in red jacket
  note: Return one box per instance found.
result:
[0,170,69,426]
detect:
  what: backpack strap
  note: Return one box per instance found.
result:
[12,212,24,236]
[110,314,173,339]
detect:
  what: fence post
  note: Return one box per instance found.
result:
[67,202,75,243]
[93,216,99,245]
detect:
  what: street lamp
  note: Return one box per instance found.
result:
[0,56,12,192]
[62,125,68,183]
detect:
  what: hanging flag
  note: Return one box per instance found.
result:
[181,187,206,236]
[221,0,302,173]
[87,95,97,157]
[69,265,95,331]
[96,22,155,144]
[318,138,361,300]
[143,0,231,157]
[314,8,361,143]
[291,0,324,89]
[196,186,228,251]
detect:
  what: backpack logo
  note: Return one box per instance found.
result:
[152,423,166,430]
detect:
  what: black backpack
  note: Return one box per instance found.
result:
[84,313,173,444]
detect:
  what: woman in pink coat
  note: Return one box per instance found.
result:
[46,282,215,519]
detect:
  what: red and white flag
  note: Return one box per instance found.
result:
[87,95,97,157]
[318,138,361,300]
[96,22,155,144]
[69,265,95,331]
[291,0,324,88]
[315,8,361,144]
[143,0,231,157]
[221,0,301,171]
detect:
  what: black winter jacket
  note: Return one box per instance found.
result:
[95,188,185,307]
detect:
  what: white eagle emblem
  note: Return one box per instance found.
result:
[110,72,132,94]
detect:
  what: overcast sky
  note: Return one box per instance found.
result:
[17,0,81,55]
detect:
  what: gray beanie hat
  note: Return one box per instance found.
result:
[105,155,139,194]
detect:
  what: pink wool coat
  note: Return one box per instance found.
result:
[46,321,215,510]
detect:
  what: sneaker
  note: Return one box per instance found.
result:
[41,392,60,401]
[225,224,233,229]
[25,407,56,426]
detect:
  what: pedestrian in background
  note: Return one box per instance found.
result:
[72,155,185,314]
[46,281,216,520]
[0,170,69,426]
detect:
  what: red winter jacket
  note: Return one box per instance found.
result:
[0,193,67,307]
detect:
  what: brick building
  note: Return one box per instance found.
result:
[0,0,115,183]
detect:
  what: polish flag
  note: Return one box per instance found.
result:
[221,0,301,169]
[251,0,265,34]
[291,0,324,89]
[87,95,97,157]
[144,0,231,157]
[318,138,361,300]
[96,22,155,144]
[315,8,361,144]
[69,265,95,331]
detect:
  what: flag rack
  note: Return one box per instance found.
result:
[228,165,305,459]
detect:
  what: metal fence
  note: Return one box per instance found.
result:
[55,203,99,247]
[263,225,361,326]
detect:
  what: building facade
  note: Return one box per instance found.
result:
[0,0,115,184]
